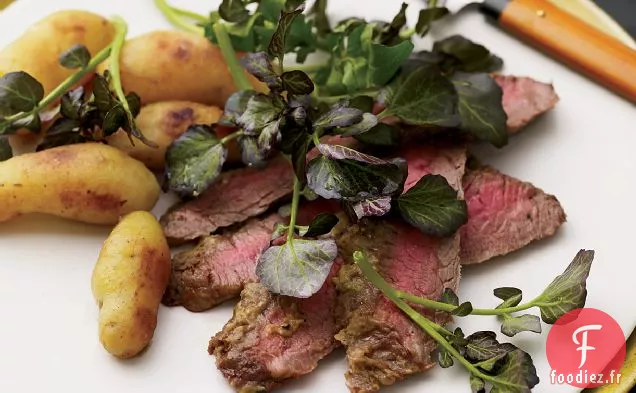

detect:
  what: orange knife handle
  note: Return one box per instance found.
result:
[488,0,636,103]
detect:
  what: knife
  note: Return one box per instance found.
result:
[444,0,636,103]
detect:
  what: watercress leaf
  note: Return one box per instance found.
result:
[336,113,378,137]
[369,40,414,87]
[12,113,42,134]
[535,249,595,324]
[0,71,44,114]
[415,7,449,38]
[306,147,406,201]
[102,104,126,135]
[440,288,459,306]
[349,196,392,219]
[239,135,269,168]
[305,213,339,237]
[278,124,309,154]
[349,95,375,112]
[258,119,282,154]
[494,287,523,308]
[241,52,281,88]
[385,66,460,128]
[472,353,508,372]
[281,70,315,95]
[397,174,468,237]
[308,0,330,36]
[452,302,474,317]
[268,6,304,62]
[285,14,317,63]
[59,44,91,69]
[60,87,84,120]
[219,0,250,23]
[0,137,12,161]
[37,130,85,151]
[222,90,258,125]
[291,133,311,186]
[257,0,286,21]
[379,2,408,45]
[433,35,503,73]
[271,223,288,241]
[92,75,114,112]
[489,349,540,393]
[255,238,338,297]
[47,118,81,135]
[237,94,284,133]
[469,374,486,393]
[464,331,514,362]
[452,72,508,147]
[501,314,542,337]
[314,106,364,130]
[125,92,142,118]
[354,123,401,147]
[437,346,454,368]
[166,125,228,196]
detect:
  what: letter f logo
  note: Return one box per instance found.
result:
[572,324,602,368]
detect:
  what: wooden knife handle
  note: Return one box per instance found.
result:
[486,0,636,103]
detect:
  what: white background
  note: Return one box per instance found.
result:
[0,1,635,392]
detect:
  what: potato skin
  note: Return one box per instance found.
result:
[92,211,170,359]
[0,10,115,95]
[98,30,263,106]
[0,143,160,224]
[107,101,223,170]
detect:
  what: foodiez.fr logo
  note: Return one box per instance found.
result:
[546,308,626,388]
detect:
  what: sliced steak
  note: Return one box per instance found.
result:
[163,214,281,312]
[460,165,566,265]
[161,155,294,245]
[333,146,466,393]
[495,74,560,133]
[209,259,343,392]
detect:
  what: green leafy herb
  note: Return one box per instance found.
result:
[304,213,339,237]
[501,314,542,337]
[281,70,315,95]
[382,66,460,128]
[268,4,304,62]
[379,2,408,45]
[433,35,504,74]
[453,72,508,147]
[238,93,285,133]
[397,174,468,237]
[59,44,92,69]
[0,72,44,115]
[494,287,523,309]
[348,196,392,219]
[240,52,281,89]
[416,7,449,37]
[353,123,401,146]
[0,136,12,161]
[165,125,229,196]
[255,238,338,297]
[438,347,454,368]
[308,0,330,36]
[219,0,250,23]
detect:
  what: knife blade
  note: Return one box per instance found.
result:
[442,0,636,103]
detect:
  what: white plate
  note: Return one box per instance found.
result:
[0,1,634,393]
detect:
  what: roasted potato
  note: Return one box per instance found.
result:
[98,30,263,106]
[0,143,160,224]
[107,101,228,170]
[0,10,115,95]
[92,211,170,359]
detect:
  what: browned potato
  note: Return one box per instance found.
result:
[92,211,171,359]
[0,10,115,95]
[98,30,264,106]
[0,143,160,224]
[106,101,223,170]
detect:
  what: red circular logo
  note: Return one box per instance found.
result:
[546,308,626,388]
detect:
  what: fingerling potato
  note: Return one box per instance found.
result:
[0,143,160,224]
[92,211,170,359]
[107,101,228,170]
[98,30,263,106]
[0,10,115,95]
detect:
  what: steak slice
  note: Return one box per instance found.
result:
[495,74,559,133]
[459,165,566,265]
[161,155,294,245]
[209,259,343,392]
[333,146,466,393]
[163,214,281,312]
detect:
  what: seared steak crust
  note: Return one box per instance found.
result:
[460,165,566,264]
[209,260,343,392]
[161,156,294,245]
[163,214,281,311]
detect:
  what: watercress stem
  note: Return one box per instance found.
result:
[154,0,203,34]
[397,291,536,316]
[4,45,112,123]
[220,130,243,145]
[109,17,133,115]
[171,7,208,23]
[286,177,303,243]
[213,23,253,91]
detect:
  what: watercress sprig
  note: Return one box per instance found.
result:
[354,249,595,393]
